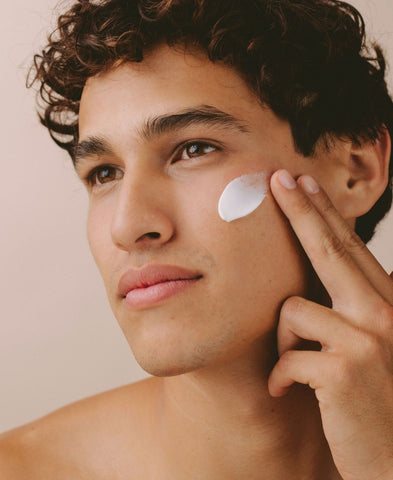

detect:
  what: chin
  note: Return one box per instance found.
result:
[132,352,208,377]
[127,332,229,377]
[117,304,274,377]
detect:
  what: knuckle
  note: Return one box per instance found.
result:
[320,198,339,220]
[321,231,348,262]
[281,296,305,318]
[340,227,366,254]
[356,331,381,358]
[321,198,335,214]
[293,194,315,216]
[279,350,296,369]
[376,302,393,337]
[352,326,392,369]
[332,356,353,385]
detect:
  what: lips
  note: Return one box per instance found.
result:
[118,264,203,299]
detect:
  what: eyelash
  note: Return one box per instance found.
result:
[84,140,220,187]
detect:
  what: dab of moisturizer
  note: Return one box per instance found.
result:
[218,171,269,222]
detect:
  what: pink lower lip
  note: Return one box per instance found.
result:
[123,278,201,310]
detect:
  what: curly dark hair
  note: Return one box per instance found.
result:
[29,0,393,243]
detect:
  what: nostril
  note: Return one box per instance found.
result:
[147,232,160,239]
[135,231,162,243]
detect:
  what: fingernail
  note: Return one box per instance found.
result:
[278,170,297,190]
[301,175,320,194]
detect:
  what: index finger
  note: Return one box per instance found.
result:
[270,169,383,315]
[297,174,393,305]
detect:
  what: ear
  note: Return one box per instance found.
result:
[331,128,391,220]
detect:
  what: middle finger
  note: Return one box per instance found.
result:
[270,169,382,317]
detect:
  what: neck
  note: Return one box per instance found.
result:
[154,341,341,480]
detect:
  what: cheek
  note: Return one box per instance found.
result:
[223,198,306,291]
[86,201,113,274]
[179,173,308,315]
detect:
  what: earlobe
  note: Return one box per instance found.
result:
[340,127,391,219]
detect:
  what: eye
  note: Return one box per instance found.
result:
[85,165,123,187]
[175,141,218,162]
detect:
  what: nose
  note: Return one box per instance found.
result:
[111,169,175,251]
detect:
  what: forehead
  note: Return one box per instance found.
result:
[78,44,261,137]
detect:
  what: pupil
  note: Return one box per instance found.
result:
[188,144,200,155]
[98,168,112,182]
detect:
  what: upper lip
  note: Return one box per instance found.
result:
[118,264,203,297]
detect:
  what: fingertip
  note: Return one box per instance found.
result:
[277,169,297,190]
[268,385,290,398]
[298,175,320,195]
[270,169,297,193]
[268,371,291,398]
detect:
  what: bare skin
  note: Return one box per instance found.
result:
[0,378,339,480]
[1,45,392,480]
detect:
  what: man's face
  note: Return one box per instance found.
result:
[77,45,324,376]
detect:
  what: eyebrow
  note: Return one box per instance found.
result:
[73,105,250,169]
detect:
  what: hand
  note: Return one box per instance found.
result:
[268,169,393,480]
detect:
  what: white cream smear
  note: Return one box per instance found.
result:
[218,171,269,222]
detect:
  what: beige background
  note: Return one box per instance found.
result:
[1,0,392,433]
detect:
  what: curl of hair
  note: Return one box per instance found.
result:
[28,0,393,242]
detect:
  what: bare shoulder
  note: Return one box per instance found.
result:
[0,376,160,479]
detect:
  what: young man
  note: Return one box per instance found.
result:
[1,0,393,478]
